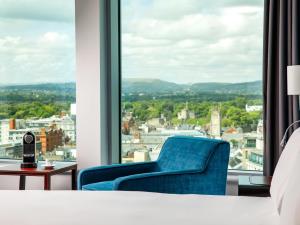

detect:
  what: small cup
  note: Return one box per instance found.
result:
[45,159,53,166]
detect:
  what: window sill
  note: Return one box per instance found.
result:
[228,169,263,176]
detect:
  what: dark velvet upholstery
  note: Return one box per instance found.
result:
[78,136,230,195]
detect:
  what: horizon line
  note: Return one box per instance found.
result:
[0,78,262,86]
[123,78,262,85]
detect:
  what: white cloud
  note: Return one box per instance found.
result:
[0,0,74,22]
[39,32,68,43]
[123,33,172,47]
[0,0,264,85]
[121,0,264,83]
[0,0,75,85]
[0,31,75,84]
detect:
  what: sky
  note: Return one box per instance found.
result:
[0,0,75,85]
[0,0,264,85]
[121,0,264,83]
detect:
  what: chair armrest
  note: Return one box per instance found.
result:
[114,170,207,194]
[77,161,157,190]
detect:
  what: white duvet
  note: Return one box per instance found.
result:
[0,191,279,225]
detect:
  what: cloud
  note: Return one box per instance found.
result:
[0,0,75,85]
[0,0,264,85]
[39,32,67,43]
[122,0,263,21]
[121,0,264,83]
[0,31,75,84]
[0,0,74,22]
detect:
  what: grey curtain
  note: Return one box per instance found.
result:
[263,0,300,176]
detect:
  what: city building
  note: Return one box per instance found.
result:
[0,120,10,144]
[210,109,221,138]
[1,119,28,144]
[70,103,76,116]
[244,149,264,171]
[26,115,76,142]
[146,115,166,128]
[0,141,42,160]
[8,128,41,143]
[122,111,135,135]
[39,127,64,154]
[177,102,195,120]
[245,104,263,112]
[242,120,264,171]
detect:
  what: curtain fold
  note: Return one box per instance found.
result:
[263,0,300,176]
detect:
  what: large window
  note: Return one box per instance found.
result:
[0,1,76,161]
[121,0,264,170]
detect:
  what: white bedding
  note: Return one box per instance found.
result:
[0,191,279,225]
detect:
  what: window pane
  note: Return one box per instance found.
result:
[121,0,264,171]
[0,1,76,161]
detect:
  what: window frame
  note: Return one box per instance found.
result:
[106,0,122,164]
[0,0,121,166]
[114,0,264,174]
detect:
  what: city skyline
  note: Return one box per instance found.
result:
[0,77,262,86]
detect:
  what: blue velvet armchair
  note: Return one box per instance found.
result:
[78,136,230,195]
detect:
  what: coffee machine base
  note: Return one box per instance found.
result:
[21,162,37,169]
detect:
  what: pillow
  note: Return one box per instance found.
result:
[270,128,300,213]
[279,154,300,225]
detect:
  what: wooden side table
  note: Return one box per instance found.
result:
[238,175,272,197]
[0,162,77,190]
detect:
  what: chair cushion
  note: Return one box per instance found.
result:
[279,152,300,225]
[82,181,114,191]
[270,128,300,213]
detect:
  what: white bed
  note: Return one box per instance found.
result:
[2,129,300,225]
[1,191,278,225]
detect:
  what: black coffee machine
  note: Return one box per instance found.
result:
[21,132,37,168]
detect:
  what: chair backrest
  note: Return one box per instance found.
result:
[270,128,300,213]
[156,136,229,172]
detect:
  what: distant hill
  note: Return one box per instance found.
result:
[190,81,262,95]
[123,79,262,95]
[0,82,75,94]
[122,78,184,93]
[1,79,262,96]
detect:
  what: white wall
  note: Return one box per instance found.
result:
[75,0,102,169]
